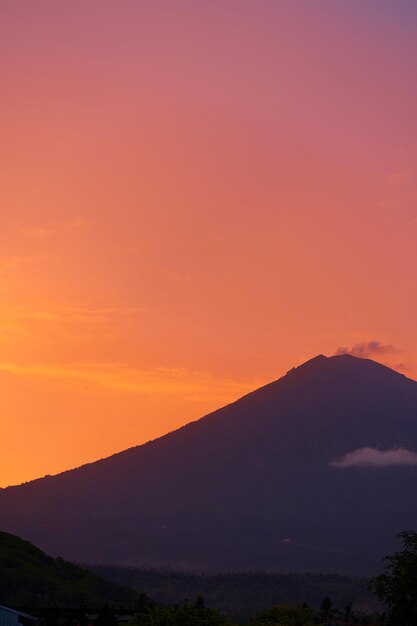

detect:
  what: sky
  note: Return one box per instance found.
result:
[1,0,417,487]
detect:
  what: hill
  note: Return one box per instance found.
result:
[1,354,417,573]
[0,531,138,607]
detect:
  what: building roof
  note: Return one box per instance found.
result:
[0,606,37,620]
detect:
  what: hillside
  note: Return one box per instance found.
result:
[1,354,417,573]
[0,531,138,607]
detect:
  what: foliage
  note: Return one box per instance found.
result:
[320,596,332,625]
[94,605,120,626]
[343,601,353,623]
[0,530,138,607]
[250,604,315,626]
[129,598,233,626]
[89,565,375,622]
[372,530,417,625]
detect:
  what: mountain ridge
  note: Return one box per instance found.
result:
[2,353,411,491]
[1,353,417,574]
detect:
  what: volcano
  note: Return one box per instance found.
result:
[1,354,417,574]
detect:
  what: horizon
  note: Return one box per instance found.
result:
[1,0,417,487]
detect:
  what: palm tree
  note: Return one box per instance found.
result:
[321,596,332,626]
[344,602,353,624]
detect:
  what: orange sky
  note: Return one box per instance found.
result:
[1,1,417,487]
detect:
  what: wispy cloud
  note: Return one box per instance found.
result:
[0,252,70,276]
[0,361,256,403]
[385,168,414,186]
[0,256,35,275]
[334,340,398,359]
[156,270,193,284]
[0,303,150,344]
[22,227,54,240]
[0,303,148,326]
[395,362,412,372]
[23,218,95,240]
[331,447,417,468]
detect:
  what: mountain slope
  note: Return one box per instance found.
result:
[0,530,138,607]
[1,354,417,573]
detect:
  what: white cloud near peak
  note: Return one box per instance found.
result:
[331,447,417,468]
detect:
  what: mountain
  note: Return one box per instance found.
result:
[0,530,138,607]
[1,354,417,574]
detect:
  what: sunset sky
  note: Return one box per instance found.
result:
[1,0,417,487]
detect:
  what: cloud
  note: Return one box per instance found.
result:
[395,362,412,372]
[0,361,257,403]
[23,227,54,239]
[23,218,95,240]
[334,340,398,359]
[0,302,151,349]
[331,447,417,468]
[385,168,414,185]
[0,256,35,274]
[0,253,68,276]
[0,303,149,333]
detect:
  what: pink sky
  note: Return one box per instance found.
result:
[1,0,416,486]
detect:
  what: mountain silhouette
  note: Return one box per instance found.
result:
[1,354,417,574]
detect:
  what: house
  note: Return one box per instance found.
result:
[0,606,37,626]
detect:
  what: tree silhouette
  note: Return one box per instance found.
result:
[372,530,417,625]
[94,605,118,626]
[194,594,206,609]
[320,597,332,626]
[344,601,353,624]
[250,604,315,625]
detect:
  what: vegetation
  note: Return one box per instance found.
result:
[249,604,315,626]
[0,530,138,608]
[129,597,233,626]
[126,598,383,625]
[88,565,376,621]
[320,596,332,625]
[372,530,417,625]
[0,529,390,624]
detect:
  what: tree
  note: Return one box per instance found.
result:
[129,600,232,626]
[343,601,353,624]
[372,530,417,625]
[194,594,206,609]
[250,604,315,626]
[320,597,332,626]
[94,605,118,626]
